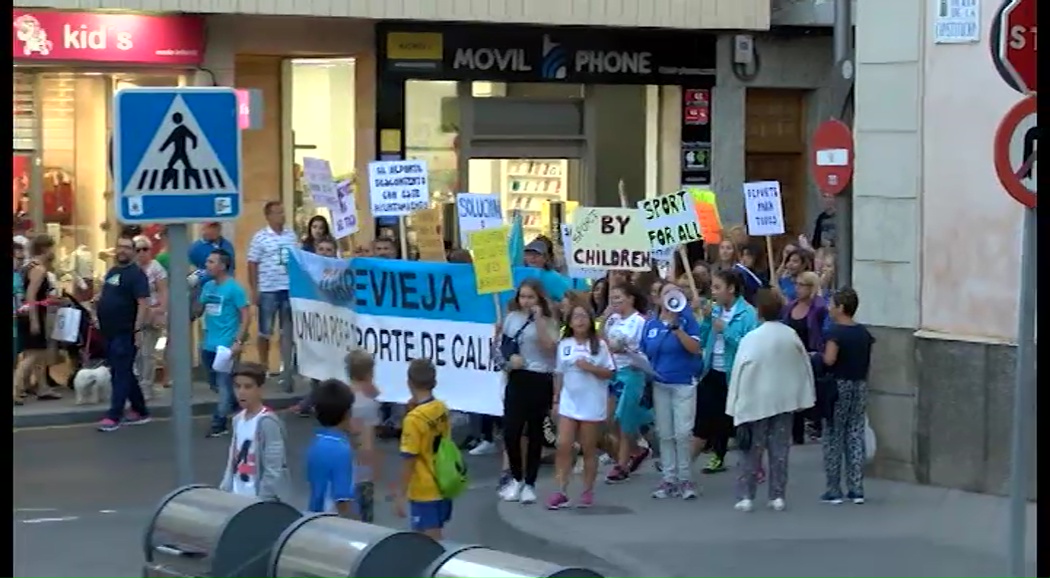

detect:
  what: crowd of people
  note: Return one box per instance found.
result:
[13,196,874,530]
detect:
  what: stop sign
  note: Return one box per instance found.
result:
[991,0,1037,94]
[810,119,854,196]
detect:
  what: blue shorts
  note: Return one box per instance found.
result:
[257,290,291,338]
[410,499,453,531]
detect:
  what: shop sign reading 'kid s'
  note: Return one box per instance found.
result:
[12,10,204,65]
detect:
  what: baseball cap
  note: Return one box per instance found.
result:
[524,239,547,254]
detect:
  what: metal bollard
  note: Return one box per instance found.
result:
[268,514,446,578]
[425,545,605,578]
[142,484,302,578]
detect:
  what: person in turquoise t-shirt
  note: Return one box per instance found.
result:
[13,252,24,364]
[193,249,249,436]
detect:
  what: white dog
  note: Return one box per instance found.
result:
[72,365,112,405]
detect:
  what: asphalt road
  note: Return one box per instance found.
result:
[14,415,626,578]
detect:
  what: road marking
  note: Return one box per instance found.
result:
[14,508,58,513]
[99,509,118,514]
[20,516,79,524]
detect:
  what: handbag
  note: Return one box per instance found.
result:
[492,317,533,372]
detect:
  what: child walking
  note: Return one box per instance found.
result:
[306,379,358,518]
[218,363,291,502]
[346,349,382,522]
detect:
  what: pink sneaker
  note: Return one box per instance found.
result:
[124,411,152,425]
[97,418,120,432]
[577,490,594,508]
[546,491,570,510]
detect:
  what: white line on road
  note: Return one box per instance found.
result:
[14,508,58,513]
[20,516,80,524]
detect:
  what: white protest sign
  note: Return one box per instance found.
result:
[560,224,605,280]
[570,207,652,272]
[368,159,430,217]
[456,193,503,249]
[636,190,702,250]
[330,180,359,239]
[743,180,786,236]
[302,157,339,209]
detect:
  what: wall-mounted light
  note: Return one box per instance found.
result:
[731,34,761,82]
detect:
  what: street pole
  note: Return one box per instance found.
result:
[833,0,853,288]
[1007,207,1037,577]
[167,224,194,486]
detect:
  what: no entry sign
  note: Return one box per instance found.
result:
[990,0,1037,94]
[993,95,1038,208]
[810,119,854,196]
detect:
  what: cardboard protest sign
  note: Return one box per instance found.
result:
[637,190,702,249]
[570,207,651,272]
[411,208,446,262]
[743,180,786,236]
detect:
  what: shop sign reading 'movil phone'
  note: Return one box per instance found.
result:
[452,34,655,79]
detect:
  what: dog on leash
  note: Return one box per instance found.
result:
[72,365,112,405]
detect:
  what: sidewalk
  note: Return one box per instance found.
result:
[13,377,309,428]
[496,445,1038,577]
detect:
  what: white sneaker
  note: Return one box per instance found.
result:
[469,440,498,456]
[520,484,538,504]
[599,453,616,467]
[572,457,584,474]
[500,480,524,502]
[734,499,754,512]
[768,498,786,511]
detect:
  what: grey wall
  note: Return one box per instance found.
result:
[712,33,834,227]
[589,84,647,207]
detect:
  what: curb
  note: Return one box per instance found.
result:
[14,393,301,429]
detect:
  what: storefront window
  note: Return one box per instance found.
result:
[404,80,458,257]
[12,69,185,294]
[289,58,356,237]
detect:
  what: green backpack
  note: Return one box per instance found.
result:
[432,434,469,499]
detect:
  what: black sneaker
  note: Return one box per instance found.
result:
[206,428,229,438]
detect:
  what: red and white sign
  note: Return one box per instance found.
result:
[12,10,204,66]
[991,0,1037,94]
[810,119,854,196]
[683,89,710,126]
[993,95,1038,208]
[236,89,251,130]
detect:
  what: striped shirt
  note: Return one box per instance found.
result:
[246,227,298,292]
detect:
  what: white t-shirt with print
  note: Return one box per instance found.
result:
[604,311,646,369]
[711,309,735,372]
[555,337,615,422]
[246,227,298,292]
[230,409,267,497]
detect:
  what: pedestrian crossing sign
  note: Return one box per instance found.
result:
[113,87,242,224]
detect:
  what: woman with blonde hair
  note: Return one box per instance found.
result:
[14,234,61,404]
[132,235,168,400]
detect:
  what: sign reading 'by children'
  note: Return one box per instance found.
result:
[637,190,702,249]
[571,207,651,271]
[743,180,786,236]
[368,159,430,217]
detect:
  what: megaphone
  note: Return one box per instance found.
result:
[663,288,688,313]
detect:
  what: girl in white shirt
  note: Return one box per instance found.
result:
[602,283,651,484]
[547,303,615,510]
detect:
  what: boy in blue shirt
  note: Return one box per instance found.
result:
[306,379,358,518]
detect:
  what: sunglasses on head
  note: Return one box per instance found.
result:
[135,247,150,252]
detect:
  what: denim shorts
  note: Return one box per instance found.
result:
[410,499,453,531]
[257,290,291,338]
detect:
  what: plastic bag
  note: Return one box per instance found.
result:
[864,415,877,462]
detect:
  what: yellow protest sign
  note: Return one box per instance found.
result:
[470,226,514,295]
[570,207,652,271]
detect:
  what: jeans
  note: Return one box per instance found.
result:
[257,290,294,392]
[105,333,149,422]
[652,382,697,484]
[201,349,236,432]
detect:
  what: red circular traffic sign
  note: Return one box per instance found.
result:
[991,0,1037,94]
[810,119,854,196]
[993,95,1038,208]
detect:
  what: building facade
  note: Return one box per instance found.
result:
[854,0,1035,497]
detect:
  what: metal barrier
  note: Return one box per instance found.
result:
[142,485,302,578]
[425,544,604,578]
[268,513,446,578]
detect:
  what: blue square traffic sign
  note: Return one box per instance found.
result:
[113,87,242,224]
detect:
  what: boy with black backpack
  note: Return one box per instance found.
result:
[395,358,467,539]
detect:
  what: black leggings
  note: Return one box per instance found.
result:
[480,415,500,442]
[503,369,554,486]
[694,370,733,461]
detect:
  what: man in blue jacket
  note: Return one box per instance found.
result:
[189,222,236,286]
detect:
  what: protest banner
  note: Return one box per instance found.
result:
[456,193,502,249]
[470,227,514,294]
[559,224,605,280]
[743,180,786,237]
[637,190,702,249]
[302,157,339,209]
[368,159,429,217]
[570,207,651,272]
[330,180,359,239]
[411,207,446,262]
[686,188,723,244]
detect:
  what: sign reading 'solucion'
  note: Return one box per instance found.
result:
[368,159,430,217]
[637,190,702,249]
[570,207,651,271]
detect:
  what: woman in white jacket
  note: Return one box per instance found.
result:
[726,289,815,513]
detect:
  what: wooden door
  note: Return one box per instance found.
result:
[744,89,807,258]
